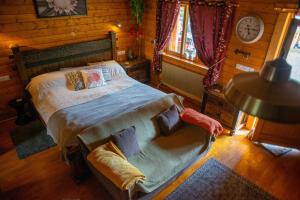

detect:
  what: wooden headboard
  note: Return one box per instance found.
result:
[11,31,117,85]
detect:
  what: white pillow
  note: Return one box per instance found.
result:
[88,60,127,79]
[80,68,106,89]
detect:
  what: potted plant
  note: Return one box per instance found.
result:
[129,0,145,59]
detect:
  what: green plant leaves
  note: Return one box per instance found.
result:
[130,0,145,25]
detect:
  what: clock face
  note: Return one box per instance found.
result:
[236,16,264,44]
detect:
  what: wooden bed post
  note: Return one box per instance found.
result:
[110,31,117,60]
[11,46,29,86]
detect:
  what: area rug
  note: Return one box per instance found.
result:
[254,142,292,157]
[10,120,56,159]
[166,158,276,200]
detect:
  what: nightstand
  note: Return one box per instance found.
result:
[8,98,36,125]
[200,88,248,135]
[120,59,150,83]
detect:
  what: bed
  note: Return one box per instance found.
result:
[12,32,165,158]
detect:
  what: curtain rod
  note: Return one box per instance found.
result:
[189,1,239,7]
[274,3,299,12]
[274,7,298,12]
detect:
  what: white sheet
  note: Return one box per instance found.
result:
[26,61,137,124]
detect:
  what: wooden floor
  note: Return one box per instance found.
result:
[1,119,300,200]
[0,119,15,155]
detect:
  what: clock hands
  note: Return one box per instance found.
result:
[245,25,259,35]
[246,25,251,35]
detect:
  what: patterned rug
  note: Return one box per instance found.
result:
[255,142,292,157]
[10,120,56,159]
[166,158,276,200]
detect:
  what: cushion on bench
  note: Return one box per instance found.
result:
[87,141,145,191]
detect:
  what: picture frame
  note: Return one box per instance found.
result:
[33,0,87,18]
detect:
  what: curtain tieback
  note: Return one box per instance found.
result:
[209,57,226,68]
[158,50,164,55]
[154,45,164,55]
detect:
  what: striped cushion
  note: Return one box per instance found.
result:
[101,67,112,81]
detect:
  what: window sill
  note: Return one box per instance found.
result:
[162,53,208,76]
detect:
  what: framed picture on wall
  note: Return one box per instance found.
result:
[33,0,87,18]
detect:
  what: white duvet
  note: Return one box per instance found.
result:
[26,60,137,124]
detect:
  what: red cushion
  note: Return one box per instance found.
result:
[180,108,223,136]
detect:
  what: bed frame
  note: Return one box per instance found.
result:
[12,31,117,86]
[10,32,119,176]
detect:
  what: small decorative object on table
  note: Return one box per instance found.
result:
[200,85,247,135]
[120,59,150,83]
[127,48,134,60]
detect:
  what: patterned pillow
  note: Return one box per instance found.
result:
[65,71,85,91]
[88,64,112,81]
[80,68,106,89]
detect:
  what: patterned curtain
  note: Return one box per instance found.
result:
[152,0,180,73]
[189,0,236,88]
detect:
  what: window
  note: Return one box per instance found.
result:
[281,16,300,81]
[166,4,197,61]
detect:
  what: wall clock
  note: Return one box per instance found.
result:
[235,16,264,44]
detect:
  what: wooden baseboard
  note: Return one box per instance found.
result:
[0,109,16,123]
[0,116,16,124]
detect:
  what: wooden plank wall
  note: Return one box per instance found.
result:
[220,0,279,85]
[143,0,297,85]
[143,0,156,74]
[0,0,136,120]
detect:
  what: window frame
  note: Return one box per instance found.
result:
[165,4,200,63]
[281,18,300,58]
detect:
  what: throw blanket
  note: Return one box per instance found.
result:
[180,108,223,136]
[87,141,146,190]
[47,83,165,157]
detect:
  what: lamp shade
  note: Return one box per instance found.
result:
[224,59,300,123]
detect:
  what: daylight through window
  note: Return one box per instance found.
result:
[167,4,197,61]
[282,17,300,82]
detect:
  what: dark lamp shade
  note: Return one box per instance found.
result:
[224,59,300,123]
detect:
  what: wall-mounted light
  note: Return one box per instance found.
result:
[115,21,122,28]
